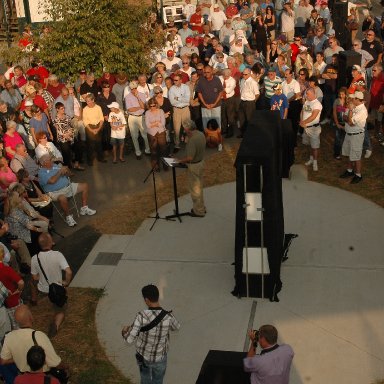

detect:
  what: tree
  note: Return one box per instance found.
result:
[36,0,164,79]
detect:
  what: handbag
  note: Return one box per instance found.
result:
[36,253,68,307]
[32,331,69,384]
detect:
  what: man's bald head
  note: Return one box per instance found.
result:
[15,304,33,328]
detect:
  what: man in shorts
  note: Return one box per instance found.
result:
[38,154,96,226]
[340,91,368,184]
[300,87,323,171]
[31,233,72,338]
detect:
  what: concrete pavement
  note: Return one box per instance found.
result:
[71,164,384,384]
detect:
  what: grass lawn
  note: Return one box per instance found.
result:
[31,122,384,383]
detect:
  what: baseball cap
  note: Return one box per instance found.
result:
[186,36,193,44]
[273,83,282,91]
[25,99,34,107]
[167,50,175,57]
[214,3,220,8]
[352,65,362,73]
[320,0,328,5]
[107,102,120,109]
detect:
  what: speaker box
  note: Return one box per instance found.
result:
[332,1,350,49]
[337,50,362,88]
[196,350,250,384]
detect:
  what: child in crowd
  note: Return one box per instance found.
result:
[270,84,289,119]
[204,119,223,151]
[107,102,126,163]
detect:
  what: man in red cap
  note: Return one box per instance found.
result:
[163,50,182,71]
[180,37,199,57]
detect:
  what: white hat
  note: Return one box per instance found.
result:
[107,102,120,109]
[353,91,364,100]
[129,81,138,90]
[352,65,362,73]
[25,99,34,107]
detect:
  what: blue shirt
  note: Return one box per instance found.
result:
[270,94,289,119]
[38,164,69,192]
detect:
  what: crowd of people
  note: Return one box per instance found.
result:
[1,0,384,381]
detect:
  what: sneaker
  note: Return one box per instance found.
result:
[350,174,363,184]
[313,162,318,171]
[339,170,354,179]
[66,215,77,227]
[80,206,97,216]
[218,144,223,152]
[305,159,313,166]
[364,149,372,159]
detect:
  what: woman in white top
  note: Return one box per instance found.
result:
[34,131,63,163]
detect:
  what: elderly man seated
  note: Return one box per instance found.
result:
[10,143,39,181]
[38,154,96,227]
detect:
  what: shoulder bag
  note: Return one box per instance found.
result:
[36,253,67,307]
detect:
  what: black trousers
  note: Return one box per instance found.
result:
[221,96,237,136]
[239,100,256,134]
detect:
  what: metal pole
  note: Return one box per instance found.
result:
[243,164,249,298]
[259,166,265,299]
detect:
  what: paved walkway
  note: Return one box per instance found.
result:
[71,164,384,384]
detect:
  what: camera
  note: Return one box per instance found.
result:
[252,329,259,347]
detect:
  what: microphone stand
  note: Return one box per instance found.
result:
[143,163,174,231]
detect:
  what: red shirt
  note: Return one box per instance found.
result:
[26,66,50,87]
[14,372,59,384]
[0,263,22,308]
[290,43,300,65]
[20,95,48,112]
[47,83,65,99]
[370,72,384,110]
[190,13,204,34]
[3,132,24,160]
[14,75,27,89]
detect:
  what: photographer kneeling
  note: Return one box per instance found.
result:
[244,324,294,383]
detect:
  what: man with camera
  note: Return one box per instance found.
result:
[244,324,294,383]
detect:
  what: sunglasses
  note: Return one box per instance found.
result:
[154,91,163,94]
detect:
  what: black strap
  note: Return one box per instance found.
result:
[32,330,38,345]
[36,252,50,285]
[260,344,279,355]
[44,375,51,384]
[140,309,171,333]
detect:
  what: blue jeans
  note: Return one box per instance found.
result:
[139,355,167,384]
[0,363,19,384]
[334,124,345,157]
[201,106,221,130]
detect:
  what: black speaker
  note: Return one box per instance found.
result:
[337,50,362,88]
[332,1,350,49]
[233,111,284,300]
[196,350,250,384]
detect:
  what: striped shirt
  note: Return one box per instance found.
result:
[264,76,282,99]
[126,308,180,362]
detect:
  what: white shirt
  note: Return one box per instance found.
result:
[220,76,236,99]
[209,10,227,31]
[313,61,327,84]
[281,9,295,32]
[35,142,63,161]
[137,83,153,101]
[163,57,183,71]
[108,110,127,139]
[31,250,70,293]
[345,103,368,133]
[282,78,300,100]
[302,98,322,125]
[240,76,260,101]
[229,35,248,55]
[183,3,196,20]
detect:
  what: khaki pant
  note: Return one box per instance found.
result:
[173,107,190,147]
[187,161,205,216]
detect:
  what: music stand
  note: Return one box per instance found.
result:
[143,163,173,231]
[162,157,190,223]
